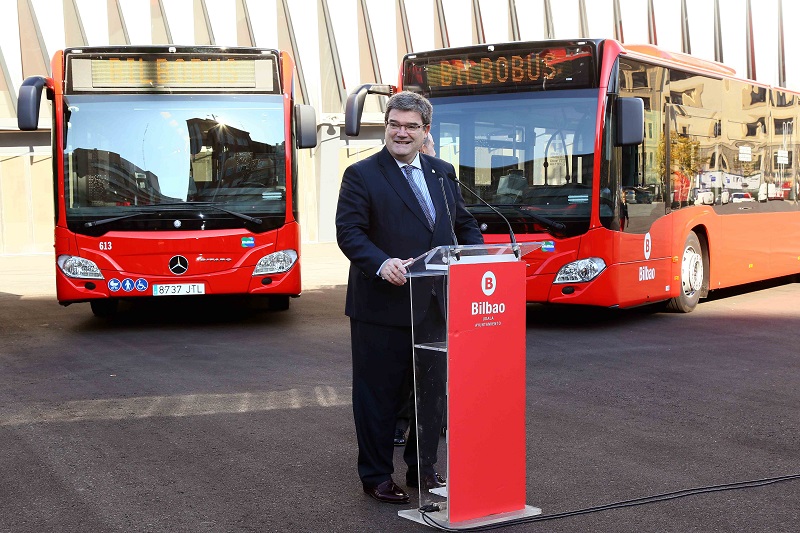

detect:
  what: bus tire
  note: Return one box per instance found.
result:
[666,231,706,313]
[267,295,290,311]
[90,299,119,317]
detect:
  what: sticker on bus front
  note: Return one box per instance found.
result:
[242,237,255,247]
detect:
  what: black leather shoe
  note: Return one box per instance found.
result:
[394,428,407,447]
[363,479,410,504]
[406,471,446,490]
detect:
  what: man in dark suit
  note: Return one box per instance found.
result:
[336,91,483,504]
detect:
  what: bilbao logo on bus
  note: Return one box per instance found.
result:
[640,233,655,281]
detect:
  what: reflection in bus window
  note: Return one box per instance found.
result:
[64,95,286,215]
[430,90,597,236]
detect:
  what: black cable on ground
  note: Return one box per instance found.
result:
[419,472,800,531]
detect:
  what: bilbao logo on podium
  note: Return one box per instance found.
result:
[473,270,505,317]
[481,271,496,296]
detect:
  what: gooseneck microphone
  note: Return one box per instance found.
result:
[446,172,520,259]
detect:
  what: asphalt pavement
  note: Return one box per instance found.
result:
[2,247,800,532]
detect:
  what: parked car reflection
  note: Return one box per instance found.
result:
[731,192,755,203]
[693,189,714,205]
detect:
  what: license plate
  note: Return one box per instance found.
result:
[152,283,206,296]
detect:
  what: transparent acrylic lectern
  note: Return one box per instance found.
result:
[398,243,543,529]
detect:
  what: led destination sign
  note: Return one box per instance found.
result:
[404,44,596,95]
[68,54,278,93]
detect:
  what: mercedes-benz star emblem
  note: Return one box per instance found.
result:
[169,255,188,275]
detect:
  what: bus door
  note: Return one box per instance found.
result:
[613,59,670,305]
[612,107,669,305]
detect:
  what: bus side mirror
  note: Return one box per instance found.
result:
[345,84,372,137]
[345,84,395,137]
[615,97,644,146]
[295,104,318,149]
[18,76,50,131]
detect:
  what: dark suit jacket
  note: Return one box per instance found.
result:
[336,146,484,327]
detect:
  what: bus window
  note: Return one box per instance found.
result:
[617,59,667,233]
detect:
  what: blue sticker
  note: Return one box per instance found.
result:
[242,237,255,248]
[108,278,121,292]
[541,241,555,252]
[121,278,135,292]
[134,278,149,292]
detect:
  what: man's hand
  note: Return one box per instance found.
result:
[380,257,414,286]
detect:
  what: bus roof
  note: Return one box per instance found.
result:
[63,45,280,56]
[621,43,736,77]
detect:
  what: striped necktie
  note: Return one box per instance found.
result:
[402,165,435,230]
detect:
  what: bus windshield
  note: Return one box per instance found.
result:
[63,94,287,232]
[430,89,598,236]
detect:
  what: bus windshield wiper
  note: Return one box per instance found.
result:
[84,210,160,228]
[85,202,262,228]
[158,201,263,224]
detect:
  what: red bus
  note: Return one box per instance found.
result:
[345,39,800,312]
[17,46,317,316]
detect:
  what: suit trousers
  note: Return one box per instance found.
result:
[350,297,446,486]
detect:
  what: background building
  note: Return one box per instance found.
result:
[0,0,797,254]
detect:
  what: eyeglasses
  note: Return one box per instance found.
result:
[386,121,426,133]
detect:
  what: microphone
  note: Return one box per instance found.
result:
[447,172,520,259]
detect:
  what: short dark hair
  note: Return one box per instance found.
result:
[385,91,432,125]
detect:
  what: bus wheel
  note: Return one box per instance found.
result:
[267,295,290,311]
[666,231,705,313]
[90,299,119,317]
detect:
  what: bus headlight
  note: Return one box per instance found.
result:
[554,257,606,283]
[57,255,104,279]
[253,249,298,275]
